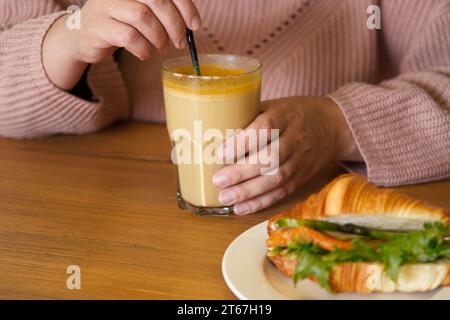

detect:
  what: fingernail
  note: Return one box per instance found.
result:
[219,190,236,205]
[212,173,229,188]
[190,16,201,31]
[234,203,251,215]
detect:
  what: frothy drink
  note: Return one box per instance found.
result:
[162,55,261,215]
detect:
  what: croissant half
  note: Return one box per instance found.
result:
[268,174,450,234]
[267,174,450,294]
[268,254,450,293]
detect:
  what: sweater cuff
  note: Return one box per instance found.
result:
[328,83,400,186]
[328,79,450,187]
[23,12,129,137]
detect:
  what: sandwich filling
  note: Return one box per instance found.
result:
[267,218,450,292]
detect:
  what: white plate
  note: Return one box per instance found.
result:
[222,221,449,300]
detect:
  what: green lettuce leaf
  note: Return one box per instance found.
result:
[377,222,450,279]
[270,222,450,291]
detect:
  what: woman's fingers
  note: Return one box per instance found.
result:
[232,154,319,215]
[213,131,294,188]
[109,0,169,51]
[101,19,153,61]
[219,107,289,162]
[217,153,299,206]
[72,0,201,64]
[172,0,202,30]
[138,0,189,49]
[233,174,300,215]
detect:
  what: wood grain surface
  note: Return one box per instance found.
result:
[0,122,449,299]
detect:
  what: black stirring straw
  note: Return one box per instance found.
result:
[186,28,201,76]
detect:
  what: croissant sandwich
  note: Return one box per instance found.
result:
[266,174,450,294]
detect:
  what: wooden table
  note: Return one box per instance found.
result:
[0,122,449,299]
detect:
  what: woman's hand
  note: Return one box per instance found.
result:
[212,96,362,215]
[43,0,201,90]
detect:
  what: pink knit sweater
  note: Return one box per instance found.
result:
[1,0,450,187]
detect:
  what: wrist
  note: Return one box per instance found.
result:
[42,14,88,90]
[323,97,362,162]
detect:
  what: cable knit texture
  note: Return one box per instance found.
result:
[1,0,450,187]
[0,0,129,138]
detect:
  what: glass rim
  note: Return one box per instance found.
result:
[161,54,262,80]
